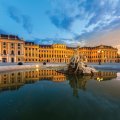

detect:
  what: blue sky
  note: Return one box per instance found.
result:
[0,0,120,46]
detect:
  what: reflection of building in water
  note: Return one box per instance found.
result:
[0,70,117,93]
[0,69,66,92]
[68,71,117,97]
[68,75,91,97]
[0,72,25,91]
[25,69,66,82]
[94,71,117,81]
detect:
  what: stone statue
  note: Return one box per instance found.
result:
[67,47,97,75]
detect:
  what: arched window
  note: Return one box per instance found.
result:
[18,58,20,61]
[18,51,20,55]
[11,50,14,55]
[3,50,6,55]
[18,43,21,46]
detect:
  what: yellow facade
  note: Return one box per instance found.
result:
[79,45,118,63]
[39,44,74,63]
[24,42,39,62]
[0,34,24,63]
[0,34,118,63]
[25,43,118,63]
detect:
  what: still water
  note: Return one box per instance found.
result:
[0,69,120,120]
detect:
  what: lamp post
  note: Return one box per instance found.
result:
[65,55,67,63]
[98,50,104,65]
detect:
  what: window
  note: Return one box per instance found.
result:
[18,51,20,55]
[18,58,20,61]
[3,42,6,45]
[18,43,21,49]
[3,50,6,55]
[18,43,21,46]
[18,72,21,75]
[11,50,14,55]
[11,43,14,48]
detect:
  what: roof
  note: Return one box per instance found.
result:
[66,46,76,49]
[39,45,52,48]
[80,45,117,50]
[25,41,38,46]
[0,34,22,40]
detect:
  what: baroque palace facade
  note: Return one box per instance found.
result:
[0,34,119,63]
[0,34,24,63]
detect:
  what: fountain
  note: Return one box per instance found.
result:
[60,47,97,75]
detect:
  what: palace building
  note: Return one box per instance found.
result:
[24,42,39,62]
[0,34,24,63]
[39,44,74,63]
[79,45,118,63]
[0,34,119,63]
[24,43,74,63]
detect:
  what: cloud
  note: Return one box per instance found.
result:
[48,0,120,41]
[49,15,74,30]
[8,6,33,34]
[22,15,33,34]
[47,0,85,31]
[30,37,85,47]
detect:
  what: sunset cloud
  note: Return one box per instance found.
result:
[48,0,120,41]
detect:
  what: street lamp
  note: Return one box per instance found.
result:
[65,55,67,63]
[98,50,104,65]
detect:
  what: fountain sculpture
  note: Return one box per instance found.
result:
[62,47,97,75]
